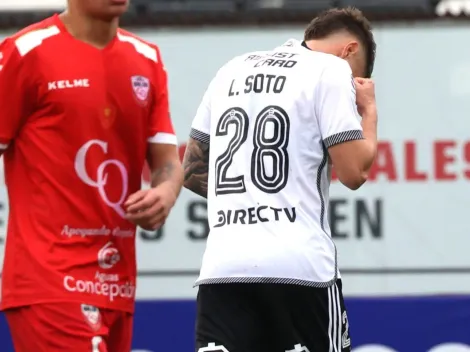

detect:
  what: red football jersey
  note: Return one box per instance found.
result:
[0,15,176,313]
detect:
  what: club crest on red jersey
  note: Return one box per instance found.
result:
[81,304,102,331]
[131,75,150,105]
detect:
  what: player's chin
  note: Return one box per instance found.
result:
[104,0,129,17]
[109,0,129,6]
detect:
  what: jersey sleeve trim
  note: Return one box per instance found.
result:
[323,130,364,148]
[147,132,177,145]
[190,128,210,144]
[15,26,60,57]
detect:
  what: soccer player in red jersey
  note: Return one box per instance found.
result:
[0,0,183,351]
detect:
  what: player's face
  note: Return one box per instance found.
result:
[80,0,129,20]
[340,41,367,78]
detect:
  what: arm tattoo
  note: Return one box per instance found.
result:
[151,160,176,187]
[183,139,209,198]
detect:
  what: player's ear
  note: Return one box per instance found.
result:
[340,41,360,60]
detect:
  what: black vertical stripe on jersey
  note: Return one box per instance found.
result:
[317,143,339,283]
[316,142,328,231]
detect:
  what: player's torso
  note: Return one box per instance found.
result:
[1,18,159,311]
[207,45,329,235]
[198,42,338,285]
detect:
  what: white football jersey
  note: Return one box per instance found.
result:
[190,39,363,287]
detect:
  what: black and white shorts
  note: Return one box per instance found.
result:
[196,279,351,352]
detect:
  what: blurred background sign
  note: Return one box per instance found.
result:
[0,1,469,351]
[436,0,470,16]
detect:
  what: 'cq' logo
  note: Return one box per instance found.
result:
[74,139,128,218]
[97,242,120,269]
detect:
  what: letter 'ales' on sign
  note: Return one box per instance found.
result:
[330,140,470,181]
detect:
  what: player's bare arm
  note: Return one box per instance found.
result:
[125,144,183,230]
[147,143,183,192]
[182,137,210,199]
[328,78,378,190]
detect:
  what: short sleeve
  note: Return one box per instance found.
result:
[316,60,364,149]
[147,47,177,145]
[0,38,32,150]
[189,78,214,145]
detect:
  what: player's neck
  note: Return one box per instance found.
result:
[304,40,336,55]
[59,11,119,49]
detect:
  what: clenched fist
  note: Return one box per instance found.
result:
[354,77,376,116]
[124,185,177,230]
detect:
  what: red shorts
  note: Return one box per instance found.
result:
[4,302,133,352]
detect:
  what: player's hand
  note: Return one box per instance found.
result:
[124,185,177,230]
[354,77,376,116]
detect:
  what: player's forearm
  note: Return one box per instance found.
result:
[182,139,209,199]
[150,159,184,200]
[359,106,378,173]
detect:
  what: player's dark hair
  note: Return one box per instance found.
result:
[304,7,376,78]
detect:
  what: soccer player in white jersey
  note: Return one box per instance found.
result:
[183,7,377,352]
